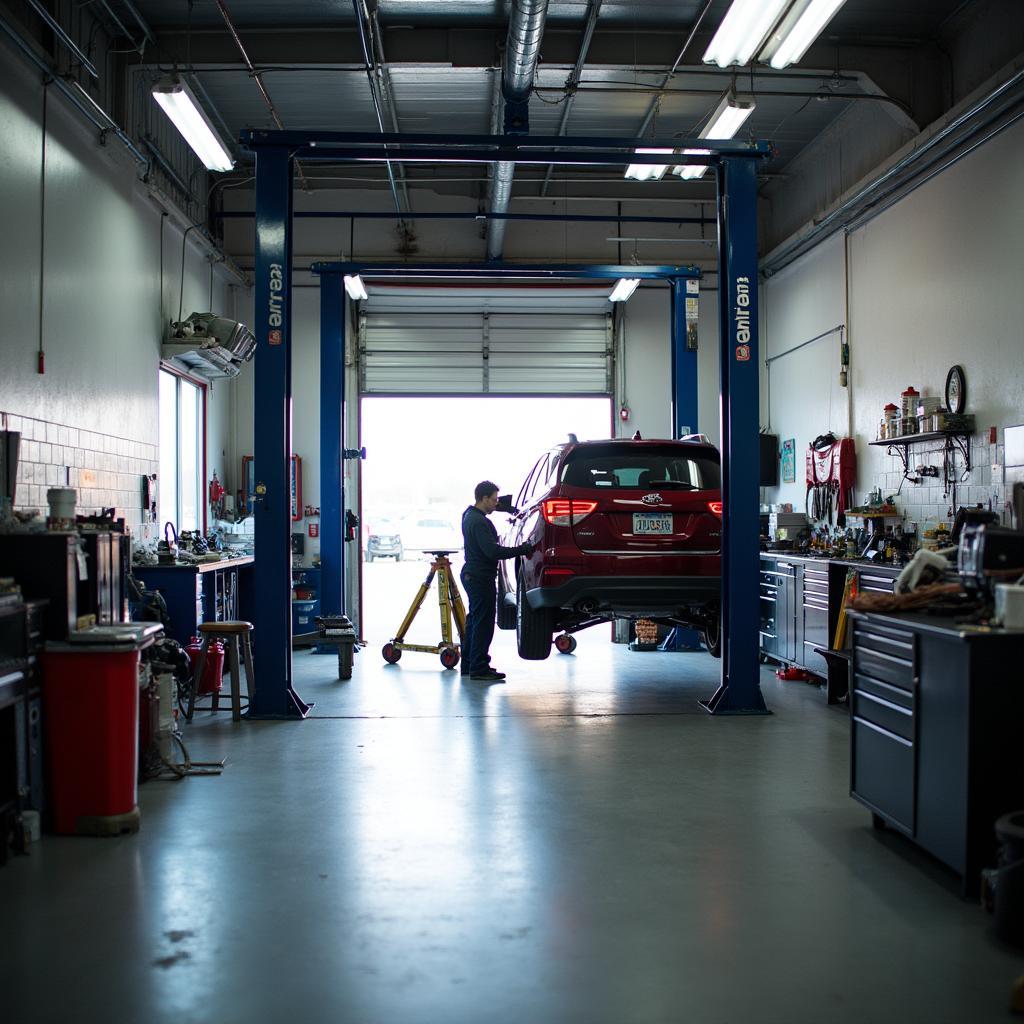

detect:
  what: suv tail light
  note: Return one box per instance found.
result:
[707,501,723,516]
[541,499,598,526]
[540,567,575,587]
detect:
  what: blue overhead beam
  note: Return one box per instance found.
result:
[311,262,700,280]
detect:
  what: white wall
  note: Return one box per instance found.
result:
[761,112,1024,527]
[761,232,848,509]
[0,41,238,530]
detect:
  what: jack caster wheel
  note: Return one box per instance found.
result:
[439,647,460,670]
[554,634,577,655]
[382,642,401,665]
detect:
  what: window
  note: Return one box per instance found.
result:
[159,367,205,532]
[561,443,721,491]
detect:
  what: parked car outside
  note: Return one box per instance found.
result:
[400,512,462,557]
[365,519,403,562]
[497,436,722,659]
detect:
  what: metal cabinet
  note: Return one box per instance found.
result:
[760,557,798,663]
[850,611,1024,896]
[801,563,830,676]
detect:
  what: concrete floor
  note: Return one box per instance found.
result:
[1,629,1021,1024]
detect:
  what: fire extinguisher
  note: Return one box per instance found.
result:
[209,471,225,506]
[185,636,225,695]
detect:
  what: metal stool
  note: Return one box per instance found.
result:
[187,621,255,722]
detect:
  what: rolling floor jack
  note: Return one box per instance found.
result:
[382,550,467,670]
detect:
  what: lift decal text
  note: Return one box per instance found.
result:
[734,275,751,361]
[268,263,284,344]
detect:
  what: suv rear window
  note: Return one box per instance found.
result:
[561,443,720,491]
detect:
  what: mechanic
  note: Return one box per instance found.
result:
[460,480,532,681]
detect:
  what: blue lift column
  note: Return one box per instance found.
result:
[701,158,769,715]
[670,277,699,438]
[250,144,309,718]
[668,277,703,652]
[319,274,346,625]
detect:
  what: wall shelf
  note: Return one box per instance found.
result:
[869,430,972,477]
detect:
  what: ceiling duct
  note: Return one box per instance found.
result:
[486,0,550,260]
[163,312,256,380]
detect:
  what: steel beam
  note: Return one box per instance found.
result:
[251,145,310,719]
[242,127,770,158]
[700,157,768,715]
[319,274,346,628]
[312,261,699,280]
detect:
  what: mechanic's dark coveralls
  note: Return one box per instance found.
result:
[460,506,524,676]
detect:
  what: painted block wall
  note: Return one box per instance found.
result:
[762,114,1024,530]
[0,42,236,535]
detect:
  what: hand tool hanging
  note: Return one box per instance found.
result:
[805,433,857,525]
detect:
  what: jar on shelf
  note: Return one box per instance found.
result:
[882,403,899,439]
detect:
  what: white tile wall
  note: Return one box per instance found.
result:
[5,412,157,532]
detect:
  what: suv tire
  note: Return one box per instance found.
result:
[496,571,517,631]
[704,609,722,659]
[516,570,553,660]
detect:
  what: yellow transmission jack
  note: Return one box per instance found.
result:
[382,550,467,669]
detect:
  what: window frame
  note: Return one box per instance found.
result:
[158,361,208,534]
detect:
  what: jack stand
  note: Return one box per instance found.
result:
[382,550,466,670]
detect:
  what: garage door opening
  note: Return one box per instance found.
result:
[359,395,612,645]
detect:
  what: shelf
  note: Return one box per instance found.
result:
[869,430,971,477]
[869,429,970,448]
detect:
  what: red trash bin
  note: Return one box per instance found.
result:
[42,623,163,836]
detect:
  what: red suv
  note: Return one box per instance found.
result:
[498,436,722,660]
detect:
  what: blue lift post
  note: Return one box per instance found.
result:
[249,145,310,718]
[318,273,346,642]
[246,128,770,718]
[700,157,768,715]
[667,276,703,653]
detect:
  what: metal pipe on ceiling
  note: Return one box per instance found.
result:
[0,14,147,165]
[538,0,602,198]
[486,0,551,260]
[351,0,412,239]
[212,0,311,191]
[24,0,99,79]
[217,210,708,224]
[631,0,714,142]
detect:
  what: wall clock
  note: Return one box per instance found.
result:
[945,365,966,415]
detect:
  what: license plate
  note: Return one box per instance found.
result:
[633,513,673,535]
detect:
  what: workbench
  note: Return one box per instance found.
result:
[848,609,1024,896]
[760,553,901,701]
[133,557,254,647]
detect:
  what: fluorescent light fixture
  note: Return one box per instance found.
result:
[609,278,641,303]
[343,274,368,301]
[703,0,789,67]
[761,0,848,69]
[672,93,755,179]
[152,77,234,172]
[624,148,674,182]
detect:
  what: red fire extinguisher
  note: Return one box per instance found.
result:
[185,637,225,695]
[209,471,225,506]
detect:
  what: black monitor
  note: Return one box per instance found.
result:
[759,433,779,487]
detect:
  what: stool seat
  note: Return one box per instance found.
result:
[199,620,253,635]
[188,623,256,722]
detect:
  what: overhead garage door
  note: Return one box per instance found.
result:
[359,286,613,394]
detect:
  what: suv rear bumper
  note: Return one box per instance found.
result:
[526,575,720,615]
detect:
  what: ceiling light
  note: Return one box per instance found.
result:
[624,148,674,182]
[343,274,368,301]
[609,278,640,303]
[760,0,848,69]
[152,77,234,172]
[672,93,755,179]
[703,0,789,67]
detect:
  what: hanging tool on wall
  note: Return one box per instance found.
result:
[805,433,857,525]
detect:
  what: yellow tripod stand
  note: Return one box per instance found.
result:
[382,550,467,670]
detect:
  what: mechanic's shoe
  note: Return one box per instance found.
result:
[471,668,506,681]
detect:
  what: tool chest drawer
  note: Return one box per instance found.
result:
[851,688,914,742]
[852,671,914,711]
[858,572,898,595]
[852,717,914,833]
[854,646,915,692]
